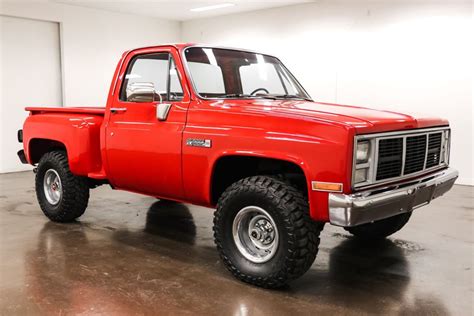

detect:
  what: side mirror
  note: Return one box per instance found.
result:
[126,82,155,103]
[157,103,172,121]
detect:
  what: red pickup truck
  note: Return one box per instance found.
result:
[18,44,458,288]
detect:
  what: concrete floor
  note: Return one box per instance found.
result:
[0,171,472,315]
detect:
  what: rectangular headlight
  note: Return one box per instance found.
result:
[354,168,368,183]
[356,141,370,163]
[353,138,373,186]
[441,129,451,164]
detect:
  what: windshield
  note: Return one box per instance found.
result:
[184,47,311,100]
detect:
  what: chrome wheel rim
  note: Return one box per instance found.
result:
[232,206,279,263]
[43,169,62,205]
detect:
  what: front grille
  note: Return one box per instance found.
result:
[374,130,446,182]
[426,133,442,168]
[353,127,449,189]
[404,135,427,174]
[376,138,403,180]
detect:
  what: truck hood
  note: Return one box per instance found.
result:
[220,99,449,134]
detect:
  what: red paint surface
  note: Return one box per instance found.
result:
[22,44,449,222]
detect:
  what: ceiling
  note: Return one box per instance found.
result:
[54,0,316,21]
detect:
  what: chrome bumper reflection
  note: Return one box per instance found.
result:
[329,168,458,227]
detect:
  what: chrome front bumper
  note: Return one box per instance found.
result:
[329,168,458,227]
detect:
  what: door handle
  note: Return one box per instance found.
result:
[110,107,127,114]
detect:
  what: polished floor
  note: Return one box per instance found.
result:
[0,171,472,315]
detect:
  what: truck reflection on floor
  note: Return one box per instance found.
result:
[144,200,197,245]
[24,202,449,315]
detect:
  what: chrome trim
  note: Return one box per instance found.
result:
[180,45,312,101]
[43,169,62,205]
[186,138,211,148]
[352,127,450,190]
[356,126,449,139]
[330,167,458,227]
[157,103,172,121]
[440,131,446,163]
[423,134,429,169]
[232,206,279,263]
[400,137,406,175]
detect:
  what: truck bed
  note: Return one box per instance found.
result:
[26,107,106,115]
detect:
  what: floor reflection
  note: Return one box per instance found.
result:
[144,200,197,245]
[25,222,139,315]
[328,237,410,284]
[22,202,450,315]
[292,235,449,314]
[327,237,410,312]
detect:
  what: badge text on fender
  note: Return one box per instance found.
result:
[186,138,212,148]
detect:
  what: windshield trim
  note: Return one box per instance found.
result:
[181,45,313,102]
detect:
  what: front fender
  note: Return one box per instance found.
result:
[182,121,354,222]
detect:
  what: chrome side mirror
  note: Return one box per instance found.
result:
[157,103,172,121]
[126,82,155,103]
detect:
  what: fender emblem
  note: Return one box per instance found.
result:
[186,138,212,148]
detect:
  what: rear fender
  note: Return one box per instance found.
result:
[24,113,103,176]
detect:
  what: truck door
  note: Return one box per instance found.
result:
[106,48,190,199]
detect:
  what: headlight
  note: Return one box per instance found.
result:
[441,129,451,163]
[353,139,373,185]
[356,141,370,163]
[354,168,368,183]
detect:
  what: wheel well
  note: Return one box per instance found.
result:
[211,156,307,205]
[29,139,67,164]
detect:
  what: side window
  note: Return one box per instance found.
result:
[120,53,184,102]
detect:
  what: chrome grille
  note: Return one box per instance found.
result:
[353,127,450,189]
[426,133,442,168]
[404,135,427,175]
[376,138,403,180]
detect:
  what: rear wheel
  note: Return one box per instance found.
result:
[35,151,89,222]
[213,176,322,288]
[344,212,412,240]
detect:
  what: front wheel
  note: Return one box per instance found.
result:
[344,212,412,240]
[36,151,89,222]
[213,176,322,288]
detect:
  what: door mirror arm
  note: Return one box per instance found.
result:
[153,85,172,121]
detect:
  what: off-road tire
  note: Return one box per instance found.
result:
[344,212,412,240]
[213,176,322,288]
[36,151,89,222]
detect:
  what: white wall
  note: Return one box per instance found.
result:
[0,1,180,173]
[0,1,180,107]
[1,16,62,173]
[1,1,472,184]
[181,1,473,185]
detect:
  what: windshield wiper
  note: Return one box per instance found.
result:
[221,93,277,100]
[221,93,252,98]
[219,93,310,101]
[273,94,312,101]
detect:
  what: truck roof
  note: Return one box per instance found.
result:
[123,43,273,57]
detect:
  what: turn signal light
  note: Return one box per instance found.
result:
[312,181,343,192]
